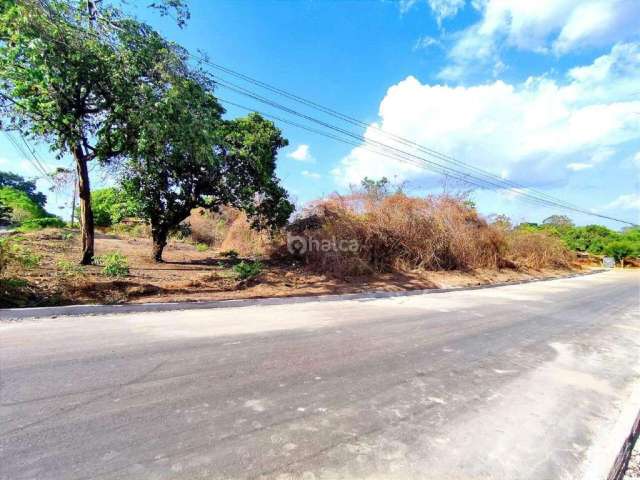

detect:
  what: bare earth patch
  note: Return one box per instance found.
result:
[2,229,593,307]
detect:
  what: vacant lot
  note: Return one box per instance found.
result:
[0,227,595,308]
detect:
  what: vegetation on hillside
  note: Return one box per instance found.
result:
[0,187,50,223]
[0,171,46,208]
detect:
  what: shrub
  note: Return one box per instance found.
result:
[195,242,208,252]
[56,259,85,277]
[233,260,263,280]
[0,238,41,270]
[289,193,506,277]
[16,217,66,232]
[15,248,41,269]
[605,241,634,265]
[219,211,278,257]
[110,220,149,238]
[505,230,572,269]
[91,188,142,227]
[95,252,129,277]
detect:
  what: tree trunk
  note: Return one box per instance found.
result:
[151,225,168,263]
[73,146,94,265]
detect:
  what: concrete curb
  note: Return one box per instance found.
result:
[0,269,606,321]
[608,408,640,480]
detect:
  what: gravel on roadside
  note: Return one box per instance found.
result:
[624,437,640,480]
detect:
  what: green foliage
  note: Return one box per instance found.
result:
[604,241,635,263]
[0,237,40,271]
[91,188,142,227]
[121,75,294,261]
[516,218,640,258]
[16,217,66,232]
[361,177,391,200]
[233,260,263,281]
[0,187,49,223]
[195,243,208,252]
[1,277,28,288]
[0,0,192,263]
[0,171,46,208]
[56,259,85,277]
[220,249,239,260]
[542,215,574,228]
[95,252,130,277]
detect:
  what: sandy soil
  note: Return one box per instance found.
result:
[2,229,595,307]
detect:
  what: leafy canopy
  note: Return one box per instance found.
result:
[120,73,293,260]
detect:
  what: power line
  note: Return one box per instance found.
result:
[8,5,637,225]
[212,78,636,224]
[3,131,52,183]
[218,97,637,226]
[195,58,590,212]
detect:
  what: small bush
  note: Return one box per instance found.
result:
[233,260,263,281]
[16,217,66,232]
[95,252,130,277]
[195,243,208,252]
[110,221,149,238]
[1,240,42,269]
[1,277,28,288]
[57,259,85,277]
[16,248,41,269]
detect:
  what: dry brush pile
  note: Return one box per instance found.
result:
[284,193,573,277]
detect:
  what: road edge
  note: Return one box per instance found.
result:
[0,269,606,321]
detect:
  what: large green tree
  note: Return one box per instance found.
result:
[0,0,187,264]
[120,77,293,261]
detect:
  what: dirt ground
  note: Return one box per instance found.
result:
[2,228,598,308]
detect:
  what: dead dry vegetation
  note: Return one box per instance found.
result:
[1,193,584,307]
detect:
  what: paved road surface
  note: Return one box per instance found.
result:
[1,271,639,480]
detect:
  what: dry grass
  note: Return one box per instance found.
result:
[286,192,573,278]
[505,230,573,269]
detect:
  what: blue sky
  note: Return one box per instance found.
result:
[2,0,639,228]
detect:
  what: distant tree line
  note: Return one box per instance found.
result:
[509,215,640,265]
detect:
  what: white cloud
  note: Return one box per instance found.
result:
[287,144,314,162]
[301,170,322,179]
[398,0,419,14]
[333,42,640,188]
[566,163,593,172]
[414,35,442,51]
[399,0,465,23]
[602,193,640,211]
[439,0,640,80]
[428,0,466,25]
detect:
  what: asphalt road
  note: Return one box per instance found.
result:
[1,271,639,480]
